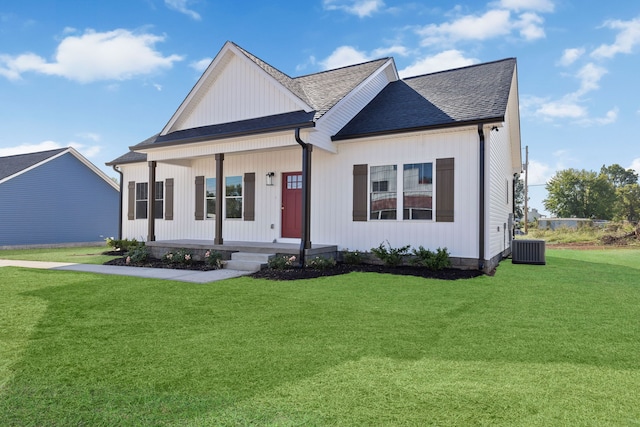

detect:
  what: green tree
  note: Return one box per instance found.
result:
[544,168,616,219]
[600,164,638,188]
[614,183,640,222]
[514,175,525,220]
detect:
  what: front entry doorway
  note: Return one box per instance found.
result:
[281,172,302,238]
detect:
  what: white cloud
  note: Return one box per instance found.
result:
[591,17,640,59]
[536,100,586,119]
[526,159,553,185]
[0,141,63,157]
[0,29,183,83]
[320,46,371,70]
[629,158,640,175]
[495,0,555,13]
[323,0,385,18]
[418,9,512,46]
[558,47,585,66]
[577,107,619,126]
[417,8,548,46]
[372,45,409,57]
[190,57,212,73]
[164,0,201,20]
[574,62,607,97]
[0,140,101,158]
[76,132,101,142]
[399,50,478,77]
[515,12,545,40]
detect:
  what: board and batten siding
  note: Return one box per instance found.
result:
[313,127,480,259]
[171,53,306,132]
[0,153,119,246]
[487,123,513,260]
[121,148,305,243]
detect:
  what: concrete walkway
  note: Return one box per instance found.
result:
[0,259,251,283]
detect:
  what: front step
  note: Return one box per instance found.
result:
[224,252,274,272]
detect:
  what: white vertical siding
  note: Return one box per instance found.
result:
[486,123,513,260]
[172,54,305,132]
[312,128,480,259]
[121,126,491,262]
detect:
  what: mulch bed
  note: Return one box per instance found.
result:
[250,264,484,281]
[103,253,482,280]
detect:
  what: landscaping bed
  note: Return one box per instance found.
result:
[103,253,482,280]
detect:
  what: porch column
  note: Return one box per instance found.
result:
[215,153,224,245]
[147,161,156,242]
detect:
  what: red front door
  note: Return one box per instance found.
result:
[281,172,302,238]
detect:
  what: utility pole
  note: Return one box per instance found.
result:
[524,145,529,234]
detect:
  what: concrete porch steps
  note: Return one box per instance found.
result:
[224,252,275,272]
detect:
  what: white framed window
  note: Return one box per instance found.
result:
[225,176,242,219]
[135,182,163,219]
[403,163,433,220]
[370,165,397,220]
[206,178,216,219]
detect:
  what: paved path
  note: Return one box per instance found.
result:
[0,260,250,283]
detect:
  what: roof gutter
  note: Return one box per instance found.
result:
[332,117,504,142]
[131,121,316,152]
[478,124,486,271]
[295,127,312,268]
[112,165,124,240]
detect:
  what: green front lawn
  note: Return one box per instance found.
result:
[0,245,117,265]
[1,249,639,425]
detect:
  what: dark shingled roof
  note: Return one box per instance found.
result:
[0,148,67,181]
[150,110,315,148]
[334,58,517,140]
[233,42,389,120]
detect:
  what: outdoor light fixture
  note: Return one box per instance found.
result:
[266,172,275,186]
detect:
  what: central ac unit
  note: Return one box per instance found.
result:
[512,239,546,265]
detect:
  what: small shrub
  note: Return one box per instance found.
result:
[306,256,337,270]
[164,248,193,265]
[371,241,411,267]
[106,237,142,252]
[411,246,451,270]
[342,249,364,265]
[127,245,149,264]
[204,250,224,269]
[268,255,297,270]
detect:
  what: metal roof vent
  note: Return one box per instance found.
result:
[512,239,546,265]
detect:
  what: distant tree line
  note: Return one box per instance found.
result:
[543,164,640,222]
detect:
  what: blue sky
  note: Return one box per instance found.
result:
[1,0,639,215]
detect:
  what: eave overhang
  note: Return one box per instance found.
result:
[332,116,505,142]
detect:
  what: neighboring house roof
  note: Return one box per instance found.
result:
[0,148,67,181]
[334,58,517,140]
[0,147,119,191]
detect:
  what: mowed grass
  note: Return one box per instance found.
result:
[0,245,118,265]
[1,249,639,426]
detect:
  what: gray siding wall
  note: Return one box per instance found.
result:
[0,153,119,246]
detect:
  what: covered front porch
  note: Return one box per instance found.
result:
[146,240,338,270]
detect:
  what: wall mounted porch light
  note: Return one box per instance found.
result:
[266,172,275,186]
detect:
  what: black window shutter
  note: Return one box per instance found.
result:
[244,173,255,221]
[353,164,368,221]
[165,178,174,220]
[127,181,135,220]
[436,158,455,222]
[195,176,205,220]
